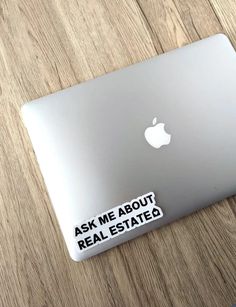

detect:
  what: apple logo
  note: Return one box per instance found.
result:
[144,117,171,149]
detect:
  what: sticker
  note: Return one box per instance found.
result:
[74,192,163,252]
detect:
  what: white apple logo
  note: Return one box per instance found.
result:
[144,117,171,149]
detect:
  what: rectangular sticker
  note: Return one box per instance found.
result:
[74,192,163,252]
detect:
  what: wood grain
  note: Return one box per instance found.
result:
[0,0,235,306]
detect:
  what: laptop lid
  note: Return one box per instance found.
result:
[21,34,236,261]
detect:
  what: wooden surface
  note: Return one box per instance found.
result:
[0,0,236,306]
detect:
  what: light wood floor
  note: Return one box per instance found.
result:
[0,0,236,306]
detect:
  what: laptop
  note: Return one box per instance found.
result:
[21,34,236,261]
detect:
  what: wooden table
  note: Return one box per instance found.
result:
[0,1,236,306]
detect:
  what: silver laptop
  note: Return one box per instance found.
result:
[21,34,236,261]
